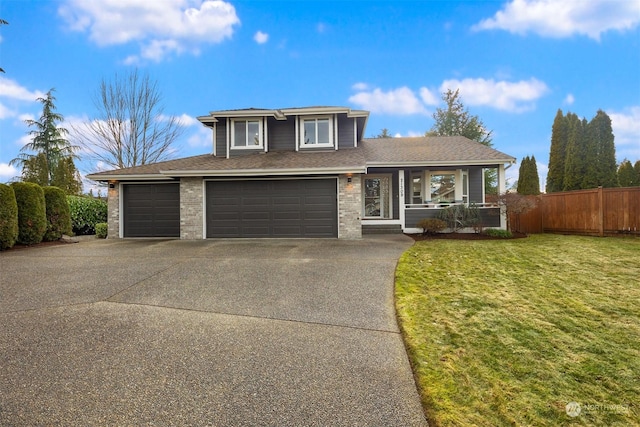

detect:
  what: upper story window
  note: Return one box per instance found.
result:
[232,119,263,148]
[300,116,333,147]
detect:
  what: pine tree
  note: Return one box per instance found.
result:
[563,115,586,191]
[546,109,568,193]
[635,160,640,184]
[51,157,83,195]
[10,89,82,193]
[428,89,496,194]
[618,160,638,187]
[517,156,541,195]
[591,110,618,187]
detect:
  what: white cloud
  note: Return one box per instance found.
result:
[351,82,369,91]
[473,0,640,40]
[419,87,440,106]
[0,163,19,180]
[0,102,13,119]
[348,86,428,115]
[59,0,240,63]
[440,77,549,112]
[609,107,640,159]
[254,30,269,44]
[564,93,575,105]
[0,76,45,101]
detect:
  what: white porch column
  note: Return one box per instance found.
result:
[498,164,507,229]
[398,170,405,231]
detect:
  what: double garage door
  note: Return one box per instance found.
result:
[206,179,337,238]
[121,179,337,238]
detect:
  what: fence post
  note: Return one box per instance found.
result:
[598,186,604,237]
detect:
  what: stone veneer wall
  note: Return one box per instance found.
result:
[338,174,362,239]
[107,183,120,239]
[180,177,204,239]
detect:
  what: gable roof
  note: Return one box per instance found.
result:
[87,136,515,181]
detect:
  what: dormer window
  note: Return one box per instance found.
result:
[232,119,263,148]
[300,116,334,148]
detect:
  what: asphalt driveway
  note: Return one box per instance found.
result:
[0,236,427,426]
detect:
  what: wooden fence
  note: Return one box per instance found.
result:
[510,187,640,236]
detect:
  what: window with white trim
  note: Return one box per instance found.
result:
[300,116,333,147]
[232,119,263,148]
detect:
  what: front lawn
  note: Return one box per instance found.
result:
[395,234,639,426]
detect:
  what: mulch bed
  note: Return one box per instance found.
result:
[407,231,528,241]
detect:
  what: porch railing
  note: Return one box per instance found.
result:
[405,202,499,209]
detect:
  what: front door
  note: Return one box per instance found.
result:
[363,176,391,218]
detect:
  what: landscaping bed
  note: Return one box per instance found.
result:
[407,231,527,241]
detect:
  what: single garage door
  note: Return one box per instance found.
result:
[122,183,180,237]
[206,179,337,238]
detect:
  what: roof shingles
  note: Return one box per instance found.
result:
[87,136,515,180]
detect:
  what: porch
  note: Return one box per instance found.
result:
[360,165,508,234]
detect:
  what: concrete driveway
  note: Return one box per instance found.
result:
[0,236,427,426]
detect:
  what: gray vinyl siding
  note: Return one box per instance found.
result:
[468,166,484,203]
[337,114,356,149]
[267,117,295,151]
[404,207,501,229]
[405,208,440,229]
[215,121,227,157]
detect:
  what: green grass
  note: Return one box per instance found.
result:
[395,234,640,426]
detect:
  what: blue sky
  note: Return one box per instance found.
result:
[1,0,639,191]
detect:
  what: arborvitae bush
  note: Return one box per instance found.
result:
[67,195,108,235]
[0,183,19,250]
[11,182,47,245]
[43,186,72,241]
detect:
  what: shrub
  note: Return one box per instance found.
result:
[484,228,513,238]
[416,218,447,235]
[67,195,108,235]
[0,183,19,250]
[43,186,72,241]
[95,222,108,239]
[11,182,47,245]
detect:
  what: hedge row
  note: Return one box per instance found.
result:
[12,182,47,246]
[0,183,107,250]
[67,195,108,235]
[0,184,19,250]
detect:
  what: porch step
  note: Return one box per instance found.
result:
[362,224,403,235]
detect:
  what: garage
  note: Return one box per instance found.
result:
[122,183,180,237]
[206,179,337,238]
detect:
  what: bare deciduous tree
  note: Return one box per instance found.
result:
[74,69,184,170]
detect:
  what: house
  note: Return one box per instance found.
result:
[87,106,516,239]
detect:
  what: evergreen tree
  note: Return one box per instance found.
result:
[517,156,541,195]
[563,115,586,191]
[546,109,568,193]
[590,110,618,187]
[51,157,83,195]
[635,160,640,184]
[21,153,50,186]
[373,128,393,138]
[617,160,639,187]
[10,89,81,193]
[581,117,599,189]
[428,89,496,194]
